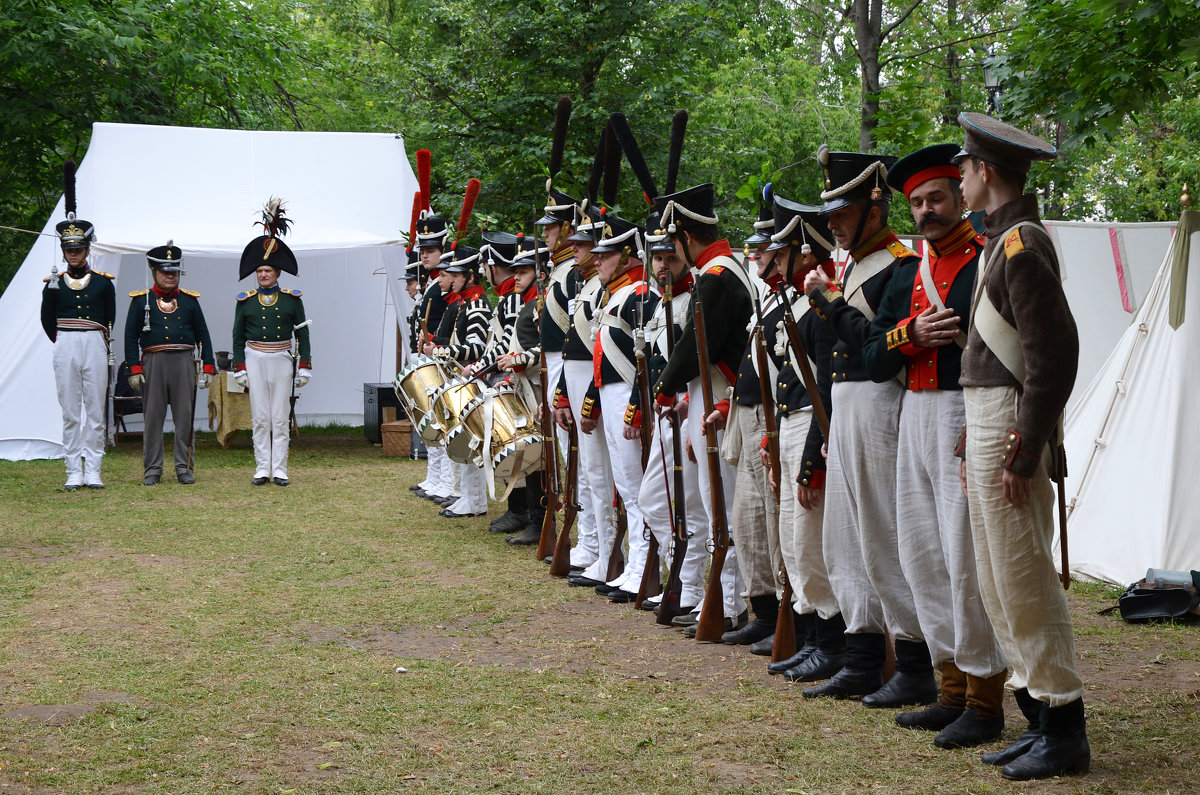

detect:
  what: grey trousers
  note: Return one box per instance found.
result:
[142,350,196,477]
[822,379,923,641]
[729,403,781,599]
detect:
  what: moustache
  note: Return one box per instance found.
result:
[917,213,954,232]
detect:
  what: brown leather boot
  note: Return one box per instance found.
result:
[897,660,966,730]
[934,669,1006,749]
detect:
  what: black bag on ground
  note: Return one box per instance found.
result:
[1117,581,1200,622]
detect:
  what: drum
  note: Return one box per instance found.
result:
[394,356,449,425]
[429,376,483,446]
[459,383,542,483]
[416,413,442,445]
[444,425,481,465]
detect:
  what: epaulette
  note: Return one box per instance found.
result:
[706,265,726,276]
[236,289,258,302]
[886,239,916,260]
[43,276,53,283]
[1004,228,1025,258]
[281,288,303,297]
[129,289,148,298]
[93,271,116,280]
[180,289,199,298]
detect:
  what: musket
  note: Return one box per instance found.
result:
[534,228,563,563]
[780,255,830,440]
[748,287,796,660]
[634,252,661,609]
[605,491,627,584]
[692,297,731,642]
[548,422,580,577]
[655,277,691,625]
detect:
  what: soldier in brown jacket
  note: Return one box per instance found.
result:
[953,112,1089,781]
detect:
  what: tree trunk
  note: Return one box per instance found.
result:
[943,0,960,126]
[856,0,883,152]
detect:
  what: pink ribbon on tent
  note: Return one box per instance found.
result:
[1108,227,1133,313]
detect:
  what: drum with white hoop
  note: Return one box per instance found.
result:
[429,376,483,446]
[444,425,480,464]
[459,382,542,483]
[394,355,450,426]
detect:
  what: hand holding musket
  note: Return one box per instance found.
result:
[633,261,661,608]
[782,261,830,440]
[692,298,731,643]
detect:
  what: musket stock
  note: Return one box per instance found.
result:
[548,422,579,577]
[692,298,730,643]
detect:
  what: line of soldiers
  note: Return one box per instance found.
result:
[403,109,1090,782]
[41,184,310,488]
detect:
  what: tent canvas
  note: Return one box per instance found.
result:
[0,123,418,461]
[1063,211,1200,584]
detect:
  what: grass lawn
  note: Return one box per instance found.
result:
[1,428,1197,793]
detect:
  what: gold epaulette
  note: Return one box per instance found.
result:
[282,288,303,297]
[236,289,258,302]
[94,271,115,279]
[1004,229,1025,258]
[129,289,148,298]
[886,240,916,260]
[43,276,53,283]
[181,289,199,298]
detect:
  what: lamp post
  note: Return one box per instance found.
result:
[983,54,1003,115]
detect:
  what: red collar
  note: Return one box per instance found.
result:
[672,272,695,294]
[152,285,178,299]
[792,260,830,291]
[444,291,462,304]
[521,284,538,304]
[764,273,784,291]
[461,285,486,302]
[606,264,645,291]
[495,276,517,296]
[696,239,734,268]
[928,220,980,258]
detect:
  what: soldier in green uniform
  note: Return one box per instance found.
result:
[125,243,216,485]
[232,200,311,486]
[40,162,116,490]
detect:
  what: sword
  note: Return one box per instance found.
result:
[291,320,313,435]
[105,324,115,448]
[186,342,202,474]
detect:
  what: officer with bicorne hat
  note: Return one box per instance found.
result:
[124,243,216,485]
[40,161,116,491]
[232,199,311,487]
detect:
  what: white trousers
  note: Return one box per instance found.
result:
[564,359,610,575]
[245,347,293,480]
[897,390,1006,676]
[448,460,488,514]
[599,381,649,591]
[53,330,108,486]
[777,409,838,618]
[640,414,711,609]
[964,386,1083,705]
[822,379,923,640]
[687,379,745,620]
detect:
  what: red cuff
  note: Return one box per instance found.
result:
[714,398,730,420]
[760,434,769,450]
[554,390,570,409]
[130,364,144,376]
[299,359,311,370]
[202,364,216,375]
[656,392,675,408]
[236,363,246,372]
[623,404,641,427]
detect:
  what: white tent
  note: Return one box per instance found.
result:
[1063,210,1200,584]
[0,123,418,461]
[902,220,1174,413]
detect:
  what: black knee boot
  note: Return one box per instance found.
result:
[801,630,884,698]
[784,612,845,681]
[861,639,937,708]
[722,594,778,644]
[1001,697,1089,780]
[768,612,817,673]
[981,686,1042,765]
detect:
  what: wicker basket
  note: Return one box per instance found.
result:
[381,420,414,457]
